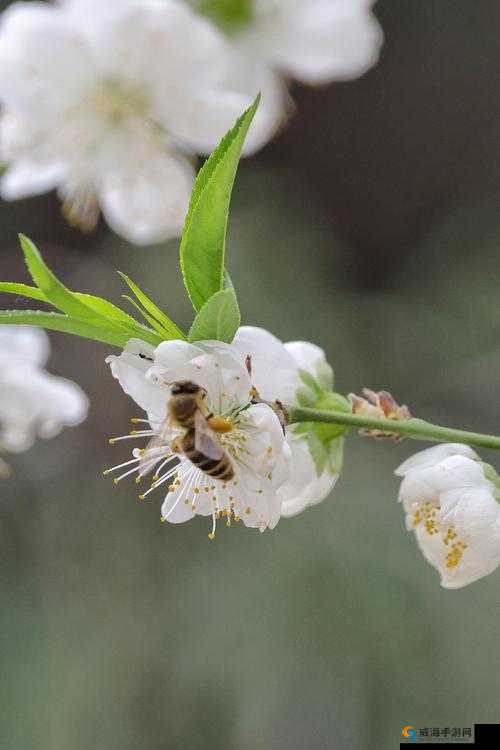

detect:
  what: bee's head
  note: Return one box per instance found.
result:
[171,380,205,397]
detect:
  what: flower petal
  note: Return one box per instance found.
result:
[280,435,338,517]
[0,325,50,368]
[99,150,195,246]
[0,364,88,452]
[106,339,167,425]
[249,0,383,85]
[0,1,93,115]
[284,340,327,377]
[233,326,298,402]
[395,443,479,477]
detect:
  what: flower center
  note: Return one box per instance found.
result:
[91,78,150,125]
[219,424,248,460]
[412,500,469,570]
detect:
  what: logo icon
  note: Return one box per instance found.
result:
[402,725,417,741]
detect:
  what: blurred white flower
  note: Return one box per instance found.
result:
[396,444,500,589]
[0,326,88,457]
[207,0,384,153]
[106,339,290,534]
[232,326,341,517]
[0,0,253,244]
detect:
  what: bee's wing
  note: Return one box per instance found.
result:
[194,410,224,461]
[139,418,173,475]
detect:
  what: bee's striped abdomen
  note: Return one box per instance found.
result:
[181,429,234,481]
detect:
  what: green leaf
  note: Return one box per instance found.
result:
[74,293,143,329]
[298,368,322,394]
[223,269,235,290]
[316,360,334,391]
[19,234,133,335]
[307,430,328,477]
[118,272,185,340]
[121,295,173,339]
[327,438,344,476]
[292,423,311,436]
[313,393,350,441]
[0,282,47,303]
[0,310,141,348]
[0,279,161,345]
[188,288,240,344]
[180,95,260,312]
[191,0,253,33]
[295,386,316,408]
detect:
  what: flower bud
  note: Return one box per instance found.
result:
[348,388,410,440]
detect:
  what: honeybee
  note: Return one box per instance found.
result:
[167,380,235,481]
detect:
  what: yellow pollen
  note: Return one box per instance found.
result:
[194,488,200,494]
[138,494,145,501]
[416,504,468,570]
[244,506,251,515]
[445,540,468,569]
[424,519,438,535]
[208,532,216,541]
[108,439,115,445]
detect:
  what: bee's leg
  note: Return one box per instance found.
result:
[171,437,182,453]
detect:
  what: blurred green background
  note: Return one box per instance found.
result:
[1,1,500,748]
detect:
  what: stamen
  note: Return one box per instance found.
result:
[208,512,217,540]
[108,431,154,444]
[102,456,142,475]
[113,465,142,483]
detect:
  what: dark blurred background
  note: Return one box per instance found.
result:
[2,1,500,748]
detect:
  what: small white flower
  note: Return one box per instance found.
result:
[232,326,341,517]
[396,444,500,589]
[214,0,383,153]
[105,338,290,535]
[0,0,252,244]
[0,326,88,455]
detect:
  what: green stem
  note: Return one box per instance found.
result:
[287,406,500,452]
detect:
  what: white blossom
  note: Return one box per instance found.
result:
[106,338,290,534]
[396,444,500,589]
[0,0,253,244]
[0,326,88,455]
[216,0,384,153]
[231,326,341,516]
